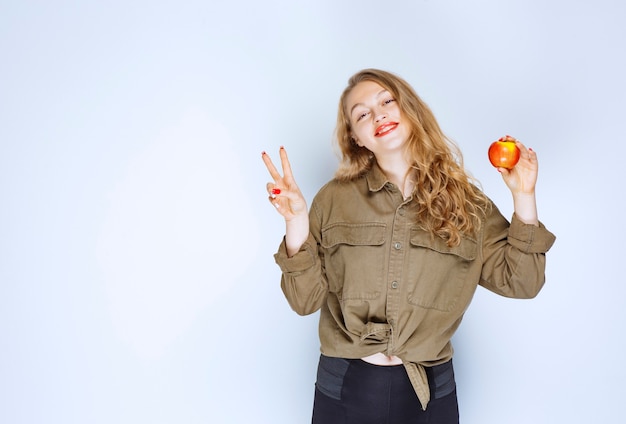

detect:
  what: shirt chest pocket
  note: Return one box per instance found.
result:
[321,223,387,300]
[407,229,478,312]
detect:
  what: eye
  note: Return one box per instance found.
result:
[355,111,369,122]
[383,98,395,106]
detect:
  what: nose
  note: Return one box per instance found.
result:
[374,110,387,122]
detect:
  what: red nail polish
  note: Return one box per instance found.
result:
[271,188,281,195]
[261,151,266,156]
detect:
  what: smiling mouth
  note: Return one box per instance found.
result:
[375,122,398,137]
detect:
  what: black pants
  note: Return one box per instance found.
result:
[312,355,459,424]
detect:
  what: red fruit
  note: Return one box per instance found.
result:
[488,138,520,169]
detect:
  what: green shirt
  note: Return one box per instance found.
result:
[274,164,556,409]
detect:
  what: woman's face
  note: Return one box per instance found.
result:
[345,80,409,158]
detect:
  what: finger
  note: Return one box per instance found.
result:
[515,142,537,163]
[514,140,528,152]
[279,146,295,181]
[262,151,283,181]
[267,196,283,214]
[266,182,282,198]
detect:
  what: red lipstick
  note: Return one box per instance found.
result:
[375,122,398,137]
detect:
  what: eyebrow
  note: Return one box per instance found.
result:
[349,89,389,115]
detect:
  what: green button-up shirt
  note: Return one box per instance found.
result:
[274,164,556,409]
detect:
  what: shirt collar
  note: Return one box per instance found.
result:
[365,162,391,192]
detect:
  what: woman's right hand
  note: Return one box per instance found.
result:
[262,147,310,256]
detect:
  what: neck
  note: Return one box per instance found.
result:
[376,156,415,198]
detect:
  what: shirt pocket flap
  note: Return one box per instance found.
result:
[321,223,386,248]
[409,228,477,261]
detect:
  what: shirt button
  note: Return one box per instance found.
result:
[398,209,406,216]
[394,242,402,250]
[391,281,399,289]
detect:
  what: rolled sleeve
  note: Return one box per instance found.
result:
[273,233,318,273]
[479,209,556,299]
[273,232,327,315]
[507,214,557,254]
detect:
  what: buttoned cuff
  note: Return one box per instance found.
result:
[507,214,556,253]
[273,233,318,273]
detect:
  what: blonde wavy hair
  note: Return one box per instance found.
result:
[334,69,490,246]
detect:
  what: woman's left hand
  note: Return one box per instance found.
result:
[497,136,538,195]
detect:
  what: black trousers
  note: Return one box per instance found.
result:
[312,355,459,424]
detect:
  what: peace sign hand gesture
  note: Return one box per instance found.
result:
[262,147,310,256]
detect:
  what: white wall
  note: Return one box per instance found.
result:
[1,0,624,422]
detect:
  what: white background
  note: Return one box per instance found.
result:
[1,0,625,422]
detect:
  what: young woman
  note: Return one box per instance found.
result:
[262,69,555,424]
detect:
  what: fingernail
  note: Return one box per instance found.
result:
[261,151,266,156]
[280,146,285,150]
[271,188,281,195]
[528,148,533,151]
[273,203,280,209]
